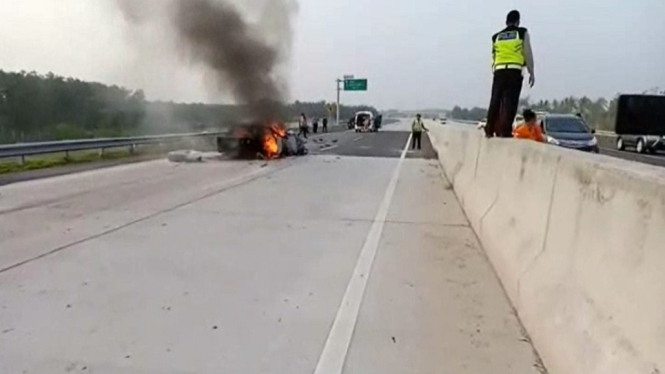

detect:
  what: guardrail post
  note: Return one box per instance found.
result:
[65,150,70,161]
[20,155,25,165]
[99,148,105,158]
[129,144,135,155]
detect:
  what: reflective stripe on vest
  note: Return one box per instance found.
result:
[493,29,525,67]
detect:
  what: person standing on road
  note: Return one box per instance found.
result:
[298,113,309,139]
[485,10,535,138]
[312,117,319,134]
[322,117,328,133]
[411,114,429,150]
[512,109,544,142]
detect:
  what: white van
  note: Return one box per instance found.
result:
[354,111,375,132]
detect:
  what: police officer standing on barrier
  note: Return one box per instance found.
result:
[485,10,535,138]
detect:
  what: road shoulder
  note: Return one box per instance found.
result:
[343,159,543,373]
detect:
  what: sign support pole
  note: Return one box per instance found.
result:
[336,78,342,127]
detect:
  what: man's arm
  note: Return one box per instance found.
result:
[523,32,535,86]
[491,39,496,72]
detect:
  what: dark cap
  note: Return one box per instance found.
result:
[506,10,520,25]
[416,113,422,117]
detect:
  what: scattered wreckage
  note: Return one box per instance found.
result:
[168,122,308,163]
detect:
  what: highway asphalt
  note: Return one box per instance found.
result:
[0,120,542,373]
[599,147,665,168]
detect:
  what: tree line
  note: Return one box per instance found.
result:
[0,70,377,144]
[451,93,665,132]
[449,106,488,122]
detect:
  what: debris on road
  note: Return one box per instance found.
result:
[167,150,223,163]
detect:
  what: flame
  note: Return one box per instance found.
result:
[271,123,287,137]
[262,122,286,159]
[263,132,279,158]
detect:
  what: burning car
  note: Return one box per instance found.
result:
[218,122,308,159]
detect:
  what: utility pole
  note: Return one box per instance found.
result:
[336,78,342,127]
[336,75,363,127]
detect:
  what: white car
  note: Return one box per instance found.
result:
[477,119,487,130]
[354,111,375,132]
[513,114,524,128]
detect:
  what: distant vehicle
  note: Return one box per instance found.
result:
[512,114,524,129]
[615,94,665,154]
[477,118,487,129]
[354,111,376,132]
[440,118,448,124]
[541,114,599,153]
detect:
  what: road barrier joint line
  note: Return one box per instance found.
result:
[479,191,499,239]
[474,135,483,180]
[517,155,562,306]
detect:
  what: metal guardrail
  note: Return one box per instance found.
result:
[594,130,616,136]
[0,131,226,161]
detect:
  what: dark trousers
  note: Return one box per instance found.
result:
[411,131,422,149]
[486,69,523,138]
[298,126,309,138]
[322,123,328,133]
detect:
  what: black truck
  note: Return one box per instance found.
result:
[615,94,665,154]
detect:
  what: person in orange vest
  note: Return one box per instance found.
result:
[512,109,544,142]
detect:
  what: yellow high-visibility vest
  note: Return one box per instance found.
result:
[492,26,526,67]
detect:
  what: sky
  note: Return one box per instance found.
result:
[0,0,664,110]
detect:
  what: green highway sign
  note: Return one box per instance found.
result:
[344,79,368,91]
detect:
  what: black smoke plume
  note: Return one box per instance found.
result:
[117,0,296,123]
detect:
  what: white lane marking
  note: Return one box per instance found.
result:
[320,145,339,152]
[313,133,413,374]
[352,136,363,142]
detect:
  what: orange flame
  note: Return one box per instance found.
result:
[262,122,286,159]
[270,123,287,137]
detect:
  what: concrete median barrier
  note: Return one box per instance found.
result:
[428,123,665,374]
